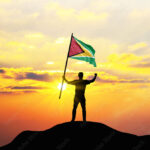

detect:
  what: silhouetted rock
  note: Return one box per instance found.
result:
[1,121,150,150]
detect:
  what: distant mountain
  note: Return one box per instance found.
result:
[1,121,150,150]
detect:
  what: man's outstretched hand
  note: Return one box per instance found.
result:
[94,73,97,77]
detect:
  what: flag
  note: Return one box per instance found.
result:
[68,36,96,67]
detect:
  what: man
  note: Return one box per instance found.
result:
[63,72,97,122]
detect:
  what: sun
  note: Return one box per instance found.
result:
[58,83,67,91]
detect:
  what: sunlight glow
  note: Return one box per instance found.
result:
[47,61,54,65]
[58,83,67,91]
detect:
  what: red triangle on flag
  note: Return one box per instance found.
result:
[69,36,84,57]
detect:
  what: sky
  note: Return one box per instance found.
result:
[0,0,150,146]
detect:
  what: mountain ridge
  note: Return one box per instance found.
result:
[0,121,150,150]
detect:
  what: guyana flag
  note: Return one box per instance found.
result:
[68,36,96,67]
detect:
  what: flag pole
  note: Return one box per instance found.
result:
[59,33,73,99]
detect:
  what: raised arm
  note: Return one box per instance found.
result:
[63,75,76,85]
[88,73,97,84]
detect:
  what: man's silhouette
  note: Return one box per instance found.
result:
[63,72,97,122]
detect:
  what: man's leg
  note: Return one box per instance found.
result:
[80,97,86,122]
[72,98,79,122]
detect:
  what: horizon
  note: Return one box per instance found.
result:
[0,0,150,146]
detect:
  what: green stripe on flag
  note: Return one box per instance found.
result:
[71,56,96,67]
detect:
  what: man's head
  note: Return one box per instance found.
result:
[78,72,83,79]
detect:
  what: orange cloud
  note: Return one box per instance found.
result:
[0,63,150,96]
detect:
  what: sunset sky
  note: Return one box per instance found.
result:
[0,0,150,146]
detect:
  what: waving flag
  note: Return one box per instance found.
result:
[69,36,96,67]
[59,33,96,99]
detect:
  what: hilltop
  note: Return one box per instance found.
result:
[1,121,150,150]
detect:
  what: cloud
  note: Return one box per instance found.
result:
[0,91,15,95]
[0,67,54,82]
[0,68,51,95]
[130,62,150,68]
[9,86,44,90]
[129,56,150,68]
[0,0,110,39]
[77,11,109,22]
[128,42,148,52]
[0,0,150,70]
[0,30,67,69]
[26,72,51,82]
[24,33,45,39]
[108,53,141,63]
[0,90,36,95]
[96,77,150,84]
[15,72,52,82]
[45,1,109,24]
[95,76,150,84]
[0,69,5,73]
[137,85,149,89]
[0,0,149,44]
